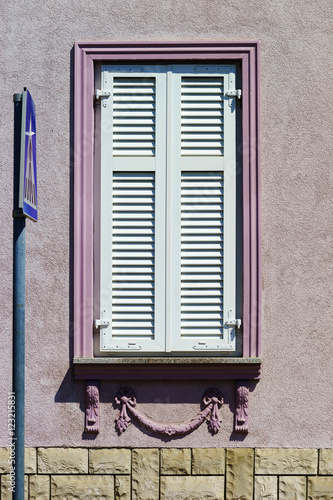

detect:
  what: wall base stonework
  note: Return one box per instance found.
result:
[0,447,332,499]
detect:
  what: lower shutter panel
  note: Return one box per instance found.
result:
[111,172,155,342]
[180,172,224,340]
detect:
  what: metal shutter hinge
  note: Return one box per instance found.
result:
[95,90,111,99]
[226,89,242,99]
[94,319,110,329]
[225,319,242,329]
[225,309,242,329]
[95,89,111,107]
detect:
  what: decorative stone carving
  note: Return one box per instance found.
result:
[234,380,249,433]
[85,381,99,433]
[114,387,223,436]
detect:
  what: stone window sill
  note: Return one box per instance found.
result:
[73,356,262,380]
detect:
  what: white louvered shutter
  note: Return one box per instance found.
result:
[168,66,237,352]
[98,66,167,352]
[97,64,237,354]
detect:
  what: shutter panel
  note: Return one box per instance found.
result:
[169,66,236,352]
[98,66,166,353]
[113,77,155,156]
[111,172,155,340]
[180,172,223,338]
[181,77,224,156]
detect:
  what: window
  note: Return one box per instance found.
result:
[73,43,261,374]
[96,63,238,354]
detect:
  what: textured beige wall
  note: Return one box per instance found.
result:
[1,0,333,447]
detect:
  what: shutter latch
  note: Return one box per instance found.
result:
[225,309,242,329]
[225,89,242,99]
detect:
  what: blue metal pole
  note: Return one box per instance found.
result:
[13,92,25,500]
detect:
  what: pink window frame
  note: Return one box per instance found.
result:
[73,41,261,370]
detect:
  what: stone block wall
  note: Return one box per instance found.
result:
[1,447,333,499]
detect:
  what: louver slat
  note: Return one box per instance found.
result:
[180,172,223,339]
[181,77,224,156]
[112,173,155,339]
[113,77,155,156]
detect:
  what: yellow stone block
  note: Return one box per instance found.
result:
[226,448,253,500]
[255,475,277,500]
[0,447,36,474]
[192,448,225,475]
[132,449,159,500]
[51,474,114,499]
[24,448,37,474]
[161,475,224,500]
[38,447,88,474]
[115,475,131,499]
[279,476,306,500]
[29,474,50,500]
[89,448,131,474]
[0,448,10,473]
[319,449,333,475]
[255,448,317,475]
[0,474,28,500]
[160,448,191,475]
[308,476,333,499]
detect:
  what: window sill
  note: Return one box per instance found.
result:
[73,356,262,380]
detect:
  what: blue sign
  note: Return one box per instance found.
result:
[19,89,38,221]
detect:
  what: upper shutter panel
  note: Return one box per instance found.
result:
[113,77,156,156]
[181,77,224,156]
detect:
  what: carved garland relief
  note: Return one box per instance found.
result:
[84,382,250,436]
[115,388,223,436]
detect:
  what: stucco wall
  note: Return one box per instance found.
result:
[1,0,333,448]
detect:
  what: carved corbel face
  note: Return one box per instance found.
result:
[85,382,100,433]
[236,387,249,423]
[86,385,99,424]
[235,382,249,432]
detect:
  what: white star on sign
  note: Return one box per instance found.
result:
[25,117,35,137]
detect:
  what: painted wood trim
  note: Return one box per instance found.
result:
[73,41,261,360]
[73,45,94,357]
